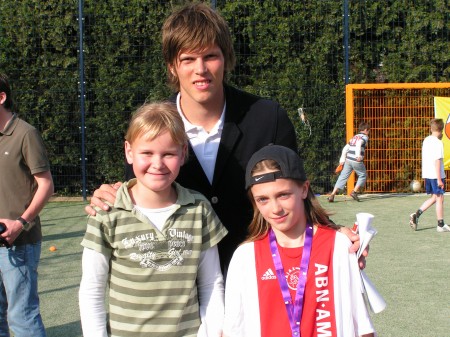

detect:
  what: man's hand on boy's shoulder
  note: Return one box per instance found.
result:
[84,182,122,216]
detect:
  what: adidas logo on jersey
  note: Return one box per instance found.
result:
[261,268,277,280]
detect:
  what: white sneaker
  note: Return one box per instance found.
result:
[436,224,450,232]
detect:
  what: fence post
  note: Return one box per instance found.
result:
[343,0,349,85]
[343,0,353,194]
[78,0,87,201]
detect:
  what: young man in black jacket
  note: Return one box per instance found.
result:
[85,3,363,273]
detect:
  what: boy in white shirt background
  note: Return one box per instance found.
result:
[410,118,450,232]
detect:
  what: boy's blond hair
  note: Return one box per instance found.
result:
[162,2,236,91]
[125,101,188,151]
[430,118,444,132]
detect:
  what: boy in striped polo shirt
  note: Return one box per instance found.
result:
[79,102,227,337]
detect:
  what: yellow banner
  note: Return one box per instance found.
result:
[434,96,450,169]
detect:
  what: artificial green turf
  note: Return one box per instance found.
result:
[37,195,450,336]
[322,193,450,337]
[39,202,86,337]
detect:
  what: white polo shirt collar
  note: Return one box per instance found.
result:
[176,93,225,184]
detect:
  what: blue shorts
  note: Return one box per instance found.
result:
[424,178,445,195]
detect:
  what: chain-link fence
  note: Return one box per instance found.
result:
[1,0,448,197]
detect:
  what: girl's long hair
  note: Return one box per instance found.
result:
[245,159,340,243]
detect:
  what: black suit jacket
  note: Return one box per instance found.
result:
[126,85,297,271]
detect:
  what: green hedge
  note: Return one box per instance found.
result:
[0,0,448,195]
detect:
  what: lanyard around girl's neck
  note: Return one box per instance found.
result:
[269,224,313,337]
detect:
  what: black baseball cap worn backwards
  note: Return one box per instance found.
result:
[245,144,307,189]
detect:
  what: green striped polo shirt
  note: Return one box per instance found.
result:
[81,180,228,337]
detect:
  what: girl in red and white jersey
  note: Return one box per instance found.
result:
[223,144,376,337]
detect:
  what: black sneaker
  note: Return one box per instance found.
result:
[409,213,418,231]
[350,191,360,202]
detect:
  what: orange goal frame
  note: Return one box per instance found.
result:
[345,83,450,194]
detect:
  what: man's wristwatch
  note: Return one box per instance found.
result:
[16,217,34,231]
